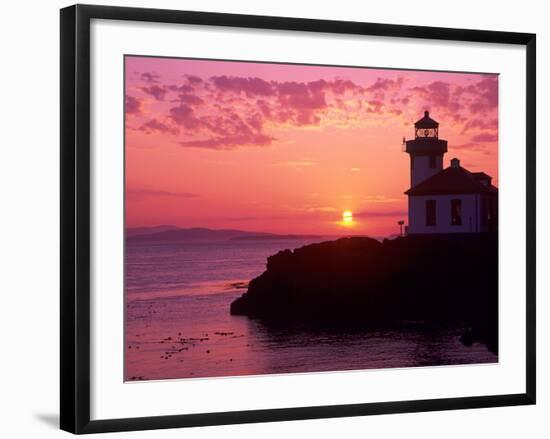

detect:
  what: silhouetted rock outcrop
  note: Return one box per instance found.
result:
[230,235,498,353]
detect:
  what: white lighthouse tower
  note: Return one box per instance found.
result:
[404,110,448,187]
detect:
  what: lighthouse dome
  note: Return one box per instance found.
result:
[414,110,439,129]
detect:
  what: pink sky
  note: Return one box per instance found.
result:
[125,56,498,237]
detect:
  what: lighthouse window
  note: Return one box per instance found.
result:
[429,155,436,168]
[451,199,462,226]
[425,200,436,226]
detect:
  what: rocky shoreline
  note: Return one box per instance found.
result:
[230,234,498,353]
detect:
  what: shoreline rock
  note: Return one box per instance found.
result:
[230,234,498,353]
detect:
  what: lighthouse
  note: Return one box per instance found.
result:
[403,111,498,235]
[404,110,448,187]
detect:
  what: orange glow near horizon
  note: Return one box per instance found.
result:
[125,56,498,237]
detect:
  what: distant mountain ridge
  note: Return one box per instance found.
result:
[126,226,325,242]
[126,225,180,237]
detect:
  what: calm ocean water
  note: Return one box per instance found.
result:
[125,239,497,381]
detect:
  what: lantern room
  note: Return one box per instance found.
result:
[414,110,439,139]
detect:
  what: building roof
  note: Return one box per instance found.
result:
[405,166,498,196]
[415,111,439,128]
[471,171,492,181]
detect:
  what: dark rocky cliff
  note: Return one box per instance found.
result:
[230,234,498,353]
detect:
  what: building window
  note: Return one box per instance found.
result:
[451,199,462,226]
[426,200,436,226]
[429,155,436,168]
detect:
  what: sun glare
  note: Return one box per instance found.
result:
[342,210,353,224]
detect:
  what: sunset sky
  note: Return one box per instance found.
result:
[125,56,498,237]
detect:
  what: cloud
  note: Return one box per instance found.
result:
[468,77,498,114]
[366,77,404,93]
[451,143,491,153]
[276,81,309,95]
[406,75,498,127]
[126,188,199,202]
[449,130,497,155]
[411,80,459,112]
[276,90,327,127]
[173,104,276,149]
[141,85,168,101]
[177,93,204,106]
[317,78,359,95]
[138,119,179,135]
[366,100,385,114]
[362,195,401,204]
[274,81,329,126]
[354,209,408,218]
[247,113,263,131]
[125,95,142,115]
[452,131,498,152]
[169,104,203,130]
[141,72,160,83]
[256,99,272,118]
[132,72,406,148]
[186,75,203,84]
[129,70,498,152]
[452,142,477,149]
[179,132,274,149]
[139,75,343,147]
[202,76,363,137]
[275,159,315,169]
[211,75,275,97]
[306,206,338,213]
[461,118,498,134]
[168,84,194,93]
[471,133,498,142]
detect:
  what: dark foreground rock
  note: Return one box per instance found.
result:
[230,234,498,353]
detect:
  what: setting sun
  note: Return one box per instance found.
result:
[342,210,353,224]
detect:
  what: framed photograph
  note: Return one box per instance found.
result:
[60,4,536,434]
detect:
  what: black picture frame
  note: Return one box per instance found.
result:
[60,4,536,434]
